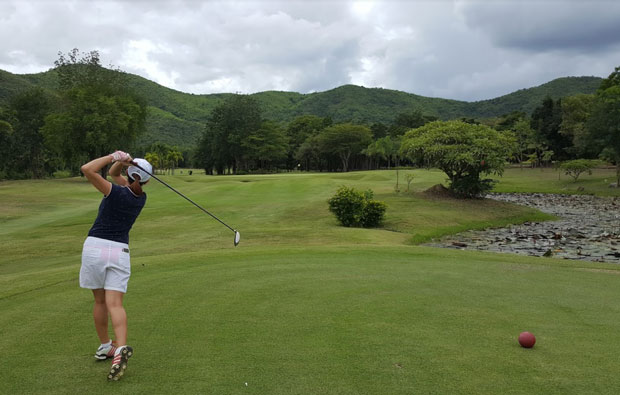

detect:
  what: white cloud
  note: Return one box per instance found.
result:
[0,0,618,101]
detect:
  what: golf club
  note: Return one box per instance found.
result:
[130,161,240,246]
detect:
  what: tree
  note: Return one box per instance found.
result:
[560,159,601,182]
[365,136,401,169]
[166,148,184,174]
[0,119,13,178]
[295,135,322,171]
[42,85,147,176]
[54,48,125,91]
[400,121,516,197]
[531,96,571,161]
[198,95,262,174]
[318,123,372,172]
[560,94,595,158]
[244,120,289,170]
[286,115,326,145]
[389,110,437,138]
[8,88,54,178]
[370,122,388,139]
[587,66,620,186]
[511,118,536,166]
[42,49,146,176]
[144,152,161,171]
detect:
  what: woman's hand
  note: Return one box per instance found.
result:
[110,151,133,163]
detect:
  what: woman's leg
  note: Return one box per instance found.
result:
[105,290,127,346]
[92,289,110,343]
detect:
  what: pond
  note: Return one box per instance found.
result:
[425,193,620,263]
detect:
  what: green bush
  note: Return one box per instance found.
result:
[328,186,387,227]
[449,175,496,197]
[52,170,72,179]
[560,159,601,182]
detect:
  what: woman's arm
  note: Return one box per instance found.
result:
[81,152,133,195]
[109,161,130,187]
[81,156,114,196]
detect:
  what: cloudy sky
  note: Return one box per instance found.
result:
[1,0,619,101]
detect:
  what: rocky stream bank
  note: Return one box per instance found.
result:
[426,193,620,263]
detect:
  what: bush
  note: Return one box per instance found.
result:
[52,170,72,179]
[328,186,387,227]
[449,175,496,197]
[560,159,601,182]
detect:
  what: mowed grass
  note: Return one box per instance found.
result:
[1,168,620,394]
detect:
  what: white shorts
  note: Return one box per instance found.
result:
[80,236,131,293]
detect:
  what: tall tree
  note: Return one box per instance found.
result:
[560,94,595,158]
[389,110,437,137]
[318,123,372,172]
[295,135,322,171]
[244,120,289,170]
[587,66,620,186]
[285,115,328,169]
[8,88,54,178]
[198,95,262,174]
[0,119,13,178]
[530,97,571,161]
[42,49,146,176]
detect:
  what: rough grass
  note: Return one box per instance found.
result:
[1,168,620,394]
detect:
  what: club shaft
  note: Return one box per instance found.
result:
[131,163,236,233]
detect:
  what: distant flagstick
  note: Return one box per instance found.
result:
[130,161,240,246]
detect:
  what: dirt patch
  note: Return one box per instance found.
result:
[423,184,454,199]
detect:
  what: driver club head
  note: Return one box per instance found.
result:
[234,231,241,246]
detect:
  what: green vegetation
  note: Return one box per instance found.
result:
[2,169,620,394]
[559,159,601,181]
[401,121,516,197]
[327,186,387,227]
[0,66,601,149]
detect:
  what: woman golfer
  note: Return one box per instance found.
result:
[80,151,152,381]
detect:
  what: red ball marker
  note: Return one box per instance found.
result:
[518,331,536,348]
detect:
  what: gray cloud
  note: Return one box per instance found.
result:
[458,0,620,52]
[0,0,618,101]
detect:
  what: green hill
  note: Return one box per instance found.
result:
[0,68,602,148]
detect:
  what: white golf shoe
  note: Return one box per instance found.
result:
[94,341,117,360]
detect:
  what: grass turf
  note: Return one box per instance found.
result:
[1,168,620,394]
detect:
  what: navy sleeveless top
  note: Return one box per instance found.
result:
[88,184,147,244]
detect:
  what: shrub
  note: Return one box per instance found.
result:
[52,170,72,179]
[328,186,387,227]
[560,159,601,182]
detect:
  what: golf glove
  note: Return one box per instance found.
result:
[110,151,131,162]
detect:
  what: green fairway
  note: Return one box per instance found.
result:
[1,168,620,394]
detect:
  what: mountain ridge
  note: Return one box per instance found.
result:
[0,68,602,147]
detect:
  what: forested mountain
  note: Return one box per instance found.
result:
[0,68,602,148]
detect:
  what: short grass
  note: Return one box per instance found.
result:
[1,168,620,394]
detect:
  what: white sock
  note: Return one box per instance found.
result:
[100,340,112,348]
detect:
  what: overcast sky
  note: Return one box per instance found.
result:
[1,0,619,101]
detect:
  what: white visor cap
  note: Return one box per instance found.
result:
[127,158,153,182]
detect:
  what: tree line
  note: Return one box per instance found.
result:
[0,49,186,179]
[196,66,619,186]
[0,49,618,186]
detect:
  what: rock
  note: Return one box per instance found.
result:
[427,193,620,263]
[609,183,618,188]
[543,249,554,257]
